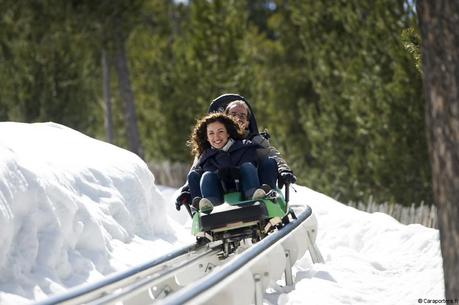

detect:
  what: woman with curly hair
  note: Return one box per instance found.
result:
[184,112,271,214]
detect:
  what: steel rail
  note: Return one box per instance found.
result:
[86,247,220,305]
[33,242,206,305]
[34,206,315,305]
[158,206,313,305]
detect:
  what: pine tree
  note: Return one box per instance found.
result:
[0,1,100,132]
[247,0,431,205]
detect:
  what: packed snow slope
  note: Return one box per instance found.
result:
[0,122,444,305]
[0,122,191,305]
[165,186,445,305]
[279,187,444,305]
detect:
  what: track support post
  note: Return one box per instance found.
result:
[284,250,294,286]
[253,273,263,305]
[306,231,325,264]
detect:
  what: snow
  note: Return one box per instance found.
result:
[0,122,192,304]
[276,187,444,305]
[0,122,444,305]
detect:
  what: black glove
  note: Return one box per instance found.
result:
[175,191,191,211]
[279,171,296,188]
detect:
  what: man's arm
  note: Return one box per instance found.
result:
[252,134,291,173]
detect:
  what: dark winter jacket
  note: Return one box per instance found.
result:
[179,139,275,193]
[246,132,291,173]
[194,139,260,173]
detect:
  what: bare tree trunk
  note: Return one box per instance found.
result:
[102,49,114,144]
[417,1,459,299]
[112,16,144,159]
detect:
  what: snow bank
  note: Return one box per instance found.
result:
[161,186,445,305]
[0,122,182,304]
[275,186,445,305]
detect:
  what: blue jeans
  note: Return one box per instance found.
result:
[258,157,278,189]
[201,171,224,204]
[187,170,202,199]
[187,162,265,203]
[239,162,262,199]
[187,170,223,204]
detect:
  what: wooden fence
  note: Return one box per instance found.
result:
[148,161,189,188]
[347,200,438,229]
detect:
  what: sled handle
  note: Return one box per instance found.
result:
[285,183,290,203]
[184,202,193,218]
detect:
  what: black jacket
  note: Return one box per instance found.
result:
[194,140,260,173]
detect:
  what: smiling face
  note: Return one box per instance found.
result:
[226,104,249,130]
[206,121,230,149]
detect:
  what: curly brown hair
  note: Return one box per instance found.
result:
[188,113,244,157]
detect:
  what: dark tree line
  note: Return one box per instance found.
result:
[0,0,431,206]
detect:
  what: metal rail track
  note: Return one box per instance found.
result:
[158,206,321,305]
[33,243,221,305]
[34,205,323,305]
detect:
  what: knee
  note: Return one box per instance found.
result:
[260,157,277,170]
[201,171,218,182]
[187,170,201,183]
[240,162,256,172]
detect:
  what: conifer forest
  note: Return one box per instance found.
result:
[0,0,430,206]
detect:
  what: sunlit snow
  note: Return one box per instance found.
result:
[0,122,444,305]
